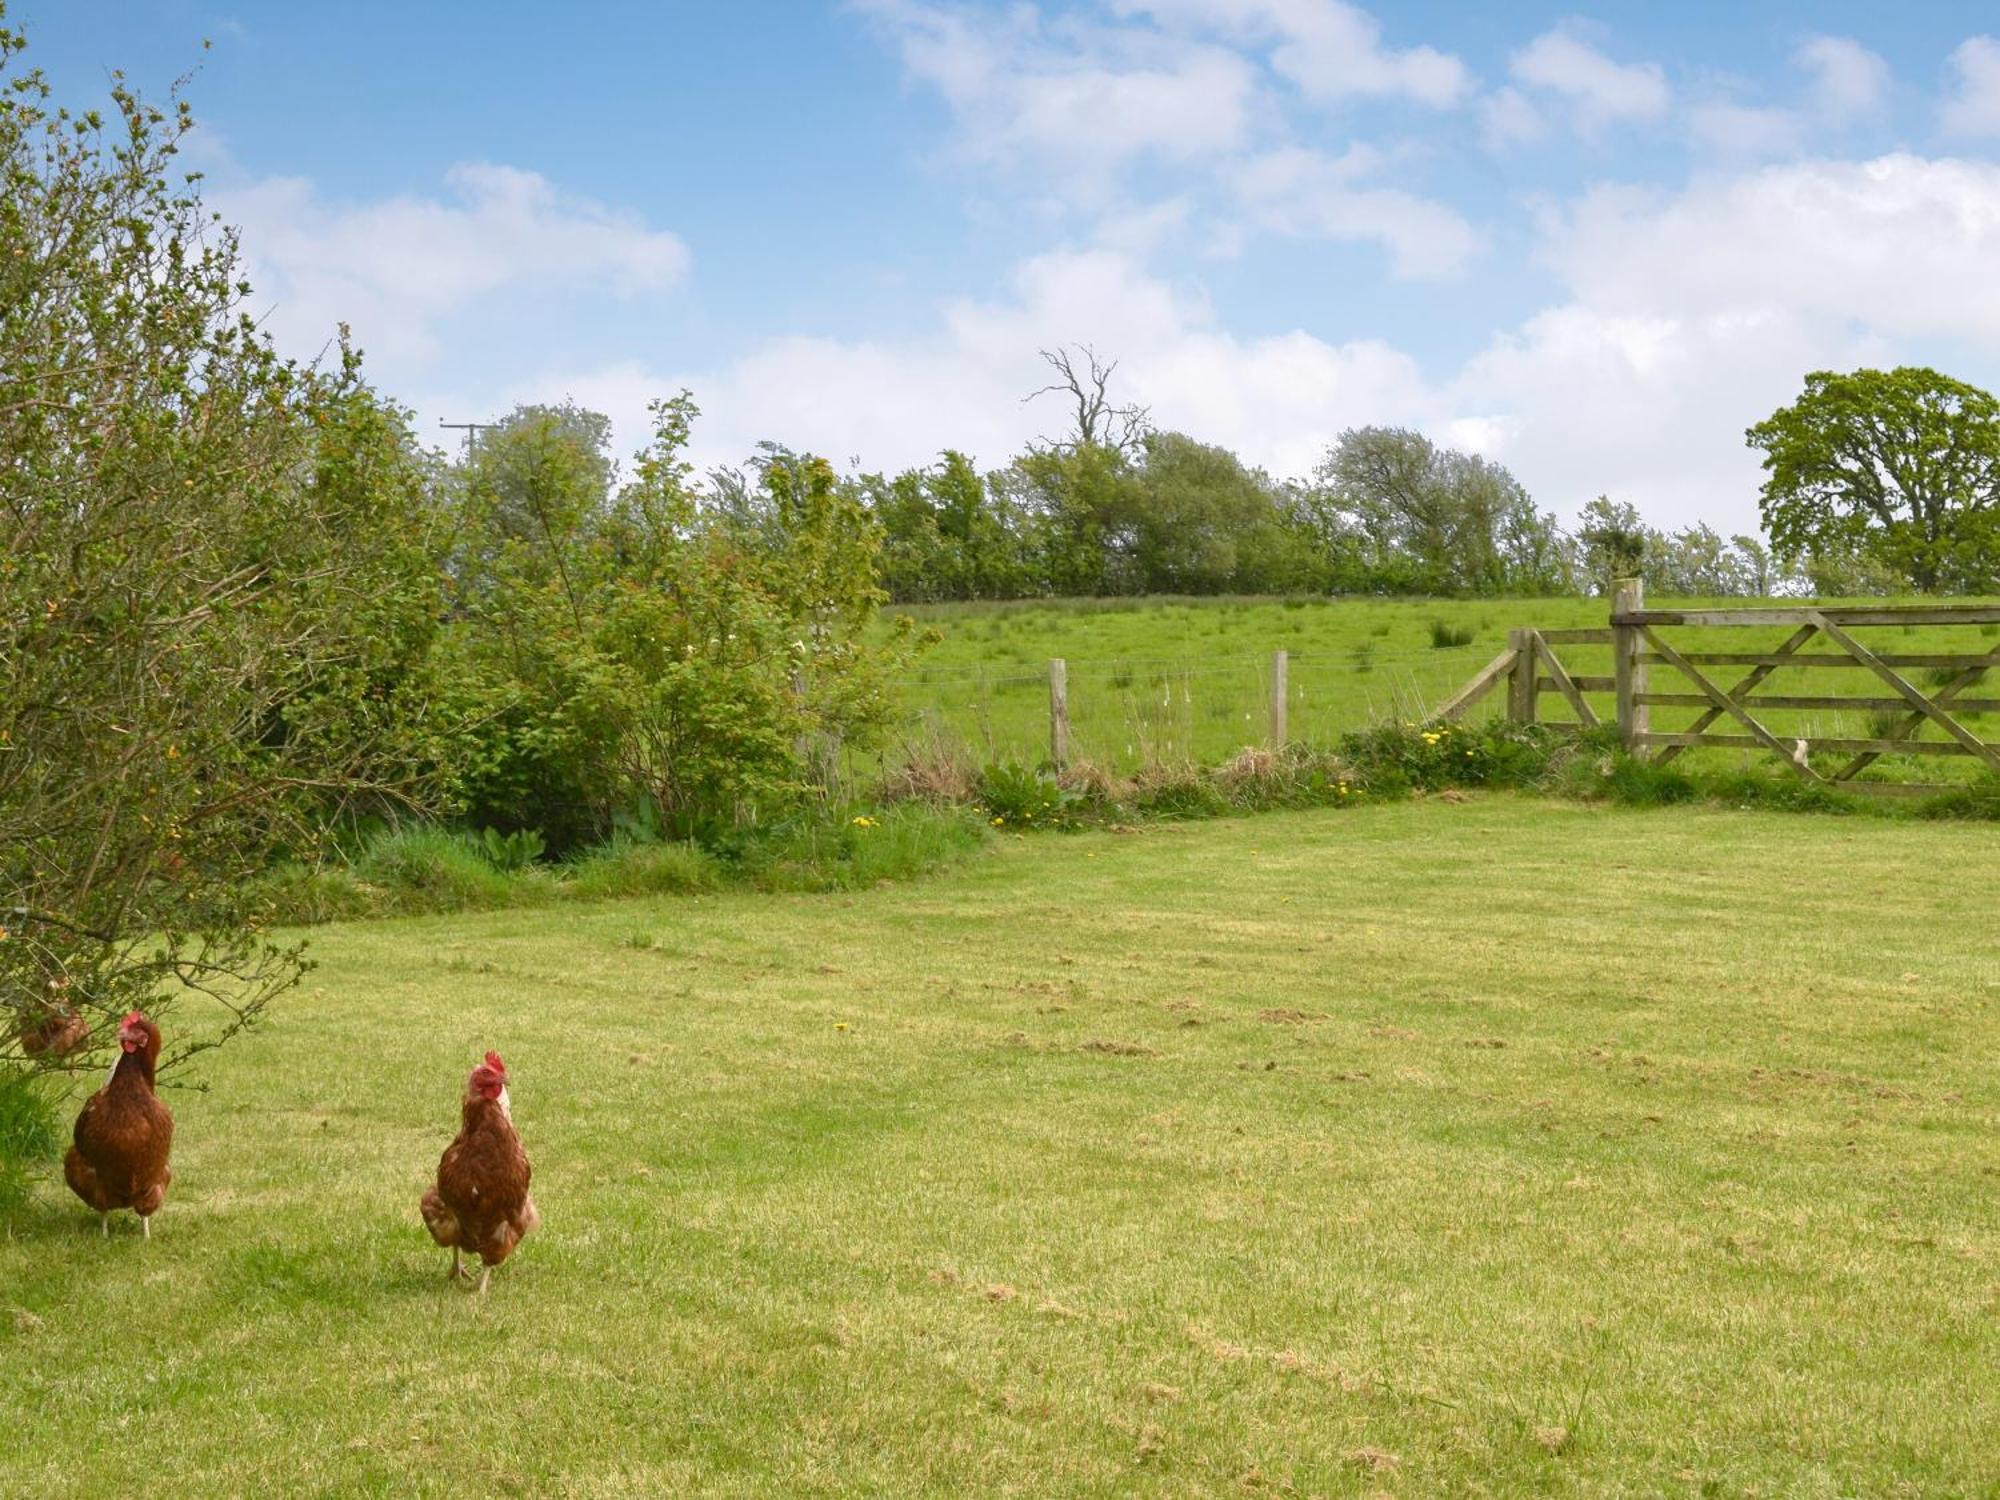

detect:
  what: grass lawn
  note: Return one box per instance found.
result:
[877,594,2000,785]
[3,798,1997,1496]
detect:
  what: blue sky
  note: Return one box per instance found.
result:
[20,2,2000,531]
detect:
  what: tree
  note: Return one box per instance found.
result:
[1312,428,1566,595]
[1025,345,1150,457]
[444,398,917,843]
[1130,432,1322,594]
[1574,497,1654,593]
[1747,367,2000,593]
[997,442,1147,596]
[1,21,450,1074]
[439,405,627,848]
[865,452,1029,602]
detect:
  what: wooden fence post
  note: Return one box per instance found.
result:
[1049,657,1069,769]
[1506,628,1538,724]
[1270,650,1288,746]
[1612,577,1647,754]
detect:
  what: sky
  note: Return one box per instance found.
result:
[20,1,2000,533]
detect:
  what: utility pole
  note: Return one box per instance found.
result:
[438,417,494,457]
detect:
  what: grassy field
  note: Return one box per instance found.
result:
[875,594,2000,784]
[3,798,1995,1496]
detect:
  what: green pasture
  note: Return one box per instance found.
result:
[874,595,2000,785]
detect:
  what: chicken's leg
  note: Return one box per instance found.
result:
[448,1247,463,1280]
[100,1212,109,1238]
[141,1214,150,1241]
[475,1264,491,1296]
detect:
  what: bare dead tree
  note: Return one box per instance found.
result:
[1025,345,1151,457]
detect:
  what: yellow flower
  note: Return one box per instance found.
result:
[850,815,877,828]
[834,1022,849,1032]
[991,815,1004,825]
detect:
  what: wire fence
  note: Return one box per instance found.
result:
[871,643,1501,773]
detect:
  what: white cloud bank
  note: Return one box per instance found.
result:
[212,162,690,368]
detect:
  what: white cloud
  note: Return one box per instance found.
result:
[1479,85,1548,150]
[1941,36,2000,137]
[1540,155,2000,344]
[1443,153,2000,524]
[1450,306,1883,528]
[857,0,1260,196]
[1114,0,1468,107]
[1687,103,1802,159]
[497,248,1437,483]
[1795,35,1889,120]
[213,162,689,368]
[1510,26,1670,133]
[1230,145,1483,279]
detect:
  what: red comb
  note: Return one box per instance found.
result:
[483,1050,506,1075]
[121,1010,144,1027]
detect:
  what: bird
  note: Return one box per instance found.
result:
[18,1001,90,1060]
[63,1011,174,1237]
[419,1050,539,1295]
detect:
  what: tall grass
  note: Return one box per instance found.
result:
[254,805,989,926]
[565,838,722,900]
[0,1069,61,1218]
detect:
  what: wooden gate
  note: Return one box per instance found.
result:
[1438,581,2000,798]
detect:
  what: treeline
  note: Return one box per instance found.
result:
[861,424,1793,603]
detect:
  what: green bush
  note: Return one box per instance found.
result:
[0,1068,61,1218]
[1429,619,1475,649]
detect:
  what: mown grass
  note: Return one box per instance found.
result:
[3,799,1996,1496]
[878,594,2000,786]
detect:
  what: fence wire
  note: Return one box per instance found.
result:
[883,643,1499,771]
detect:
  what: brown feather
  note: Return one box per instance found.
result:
[424,1097,535,1268]
[65,1023,173,1220]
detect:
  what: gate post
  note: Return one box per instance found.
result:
[1612,577,1648,754]
[1270,650,1288,746]
[1507,628,1538,724]
[1049,658,1070,769]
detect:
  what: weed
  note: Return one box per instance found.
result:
[978,762,1083,829]
[479,826,546,873]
